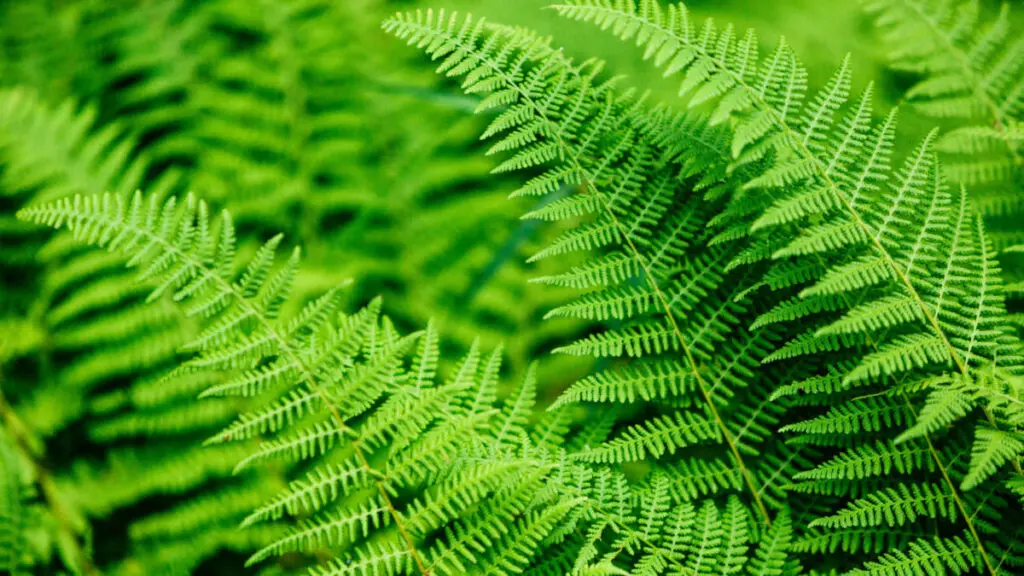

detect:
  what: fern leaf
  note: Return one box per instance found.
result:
[846,532,980,576]
[961,426,1024,490]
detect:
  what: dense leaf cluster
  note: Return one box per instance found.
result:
[1,0,1022,575]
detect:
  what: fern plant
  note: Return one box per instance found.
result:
[384,9,794,529]
[3,0,1024,574]
[861,0,1024,329]
[861,0,1021,227]
[17,190,514,573]
[0,86,272,574]
[0,0,588,571]
[386,1,1024,574]
[571,2,1024,570]
[16,189,807,576]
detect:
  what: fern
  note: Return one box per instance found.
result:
[0,87,265,573]
[862,0,1022,230]
[962,426,1024,490]
[562,2,1023,573]
[3,0,1024,574]
[384,7,785,527]
[560,1,1023,572]
[390,1,1024,575]
[15,191,620,574]
[846,532,981,576]
[861,0,1024,335]
[0,4,587,570]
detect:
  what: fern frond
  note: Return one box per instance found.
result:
[385,7,778,525]
[571,411,719,464]
[846,532,981,576]
[962,426,1024,490]
[794,440,935,482]
[810,483,958,529]
[541,5,1024,574]
[551,359,694,408]
[746,510,797,576]
[18,189,644,575]
[782,397,913,436]
[863,0,1023,256]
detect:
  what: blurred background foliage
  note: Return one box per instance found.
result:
[0,0,1018,574]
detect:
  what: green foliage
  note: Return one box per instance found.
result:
[0,0,588,571]
[384,0,1024,574]
[17,189,575,574]
[1,0,1023,575]
[861,0,1024,328]
[18,187,808,575]
[862,0,1021,224]
[384,7,783,527]
[0,427,31,574]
